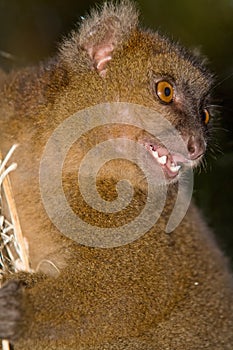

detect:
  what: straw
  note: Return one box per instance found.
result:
[0,145,31,349]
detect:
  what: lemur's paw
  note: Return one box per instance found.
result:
[0,280,24,341]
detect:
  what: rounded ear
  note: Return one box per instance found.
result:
[80,15,125,75]
[60,1,139,76]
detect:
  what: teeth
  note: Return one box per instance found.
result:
[157,155,167,165]
[169,164,181,173]
[152,150,158,158]
[148,144,182,173]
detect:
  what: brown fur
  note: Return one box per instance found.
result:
[0,1,232,349]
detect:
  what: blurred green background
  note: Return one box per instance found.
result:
[0,0,232,265]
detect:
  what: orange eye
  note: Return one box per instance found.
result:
[156,81,174,103]
[202,109,210,125]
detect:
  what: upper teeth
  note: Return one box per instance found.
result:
[150,148,167,165]
[157,155,167,165]
[152,150,158,158]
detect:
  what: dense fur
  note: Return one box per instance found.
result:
[0,1,232,349]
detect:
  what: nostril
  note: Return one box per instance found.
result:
[188,139,196,155]
[187,135,205,160]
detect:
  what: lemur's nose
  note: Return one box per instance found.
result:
[187,135,206,160]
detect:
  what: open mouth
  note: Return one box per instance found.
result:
[144,143,190,179]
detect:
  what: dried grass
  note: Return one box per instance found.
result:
[0,145,31,350]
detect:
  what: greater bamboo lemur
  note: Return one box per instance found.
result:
[0,2,232,349]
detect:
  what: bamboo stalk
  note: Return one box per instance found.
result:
[2,340,10,350]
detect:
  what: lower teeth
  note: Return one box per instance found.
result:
[169,165,181,173]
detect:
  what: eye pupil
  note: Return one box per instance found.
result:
[164,87,171,97]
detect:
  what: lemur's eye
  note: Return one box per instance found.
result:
[201,109,210,125]
[156,81,174,103]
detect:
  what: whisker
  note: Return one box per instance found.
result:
[209,71,233,93]
[206,104,223,109]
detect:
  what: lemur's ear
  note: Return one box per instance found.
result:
[61,1,139,76]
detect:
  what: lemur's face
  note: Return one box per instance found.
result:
[141,50,212,181]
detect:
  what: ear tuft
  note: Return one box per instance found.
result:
[60,1,139,76]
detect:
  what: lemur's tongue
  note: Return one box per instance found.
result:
[145,144,189,179]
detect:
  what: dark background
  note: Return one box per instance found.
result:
[0,0,232,265]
